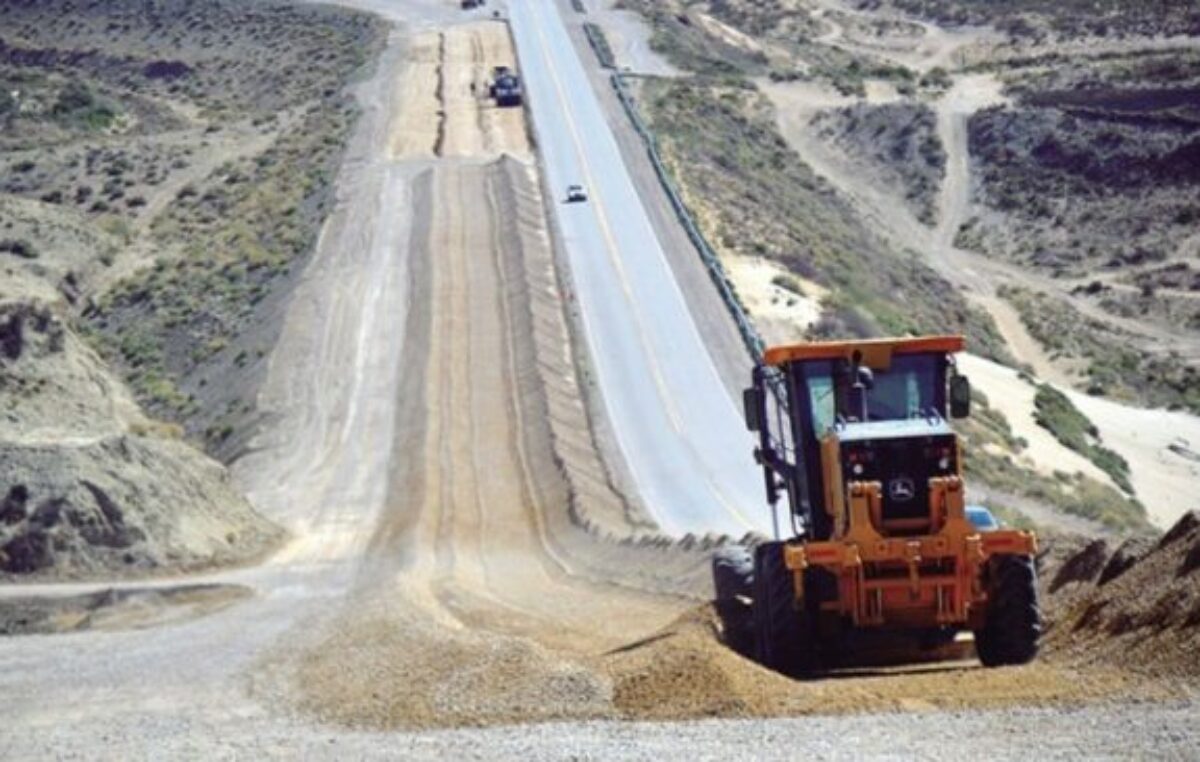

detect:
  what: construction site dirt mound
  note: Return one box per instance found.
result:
[601,605,793,720]
[290,594,1181,732]
[1043,511,1200,680]
[1048,537,1110,592]
[599,602,1179,721]
[288,603,614,730]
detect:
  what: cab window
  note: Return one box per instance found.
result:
[807,370,835,436]
[868,354,940,420]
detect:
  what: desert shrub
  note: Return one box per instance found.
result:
[52,80,117,130]
[1033,384,1134,493]
[0,239,39,259]
[645,79,1008,358]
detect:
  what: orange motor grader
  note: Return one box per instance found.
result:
[717,335,1040,675]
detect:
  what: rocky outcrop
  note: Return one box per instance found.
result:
[0,298,283,579]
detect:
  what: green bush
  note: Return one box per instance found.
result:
[52,80,117,130]
[1033,384,1134,493]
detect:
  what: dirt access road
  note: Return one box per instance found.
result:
[0,8,696,743]
[3,2,1198,757]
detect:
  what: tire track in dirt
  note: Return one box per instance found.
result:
[290,155,698,728]
[286,18,713,727]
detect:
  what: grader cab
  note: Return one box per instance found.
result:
[724,335,1040,675]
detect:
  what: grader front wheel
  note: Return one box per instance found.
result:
[975,554,1041,667]
[752,542,820,677]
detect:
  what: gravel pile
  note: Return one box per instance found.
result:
[1043,511,1200,679]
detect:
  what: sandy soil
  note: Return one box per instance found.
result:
[694,12,765,56]
[388,24,530,160]
[958,354,1113,484]
[1066,390,1200,528]
[807,0,1004,73]
[0,583,251,635]
[1043,511,1200,680]
[723,256,825,346]
[388,32,442,158]
[932,74,1008,248]
[0,296,282,578]
[292,156,692,729]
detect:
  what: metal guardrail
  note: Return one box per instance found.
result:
[609,73,766,363]
[583,23,616,70]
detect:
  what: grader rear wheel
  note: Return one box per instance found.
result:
[711,545,755,655]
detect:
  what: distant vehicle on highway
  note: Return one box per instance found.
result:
[460,0,483,9]
[565,184,588,203]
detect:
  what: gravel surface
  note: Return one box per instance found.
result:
[5,701,1198,759]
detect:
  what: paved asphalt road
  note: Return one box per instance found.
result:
[508,2,771,538]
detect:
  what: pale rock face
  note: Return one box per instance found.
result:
[0,299,282,578]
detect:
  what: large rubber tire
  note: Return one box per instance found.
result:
[712,545,755,656]
[752,542,818,676]
[975,554,1041,667]
[712,545,754,602]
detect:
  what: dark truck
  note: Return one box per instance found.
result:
[489,66,522,107]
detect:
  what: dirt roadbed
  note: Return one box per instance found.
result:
[4,3,1199,757]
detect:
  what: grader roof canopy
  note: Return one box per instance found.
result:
[762,335,964,369]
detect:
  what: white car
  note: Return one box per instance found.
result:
[565,184,588,203]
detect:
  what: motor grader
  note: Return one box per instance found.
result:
[717,335,1040,675]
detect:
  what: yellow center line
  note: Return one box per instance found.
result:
[525,7,755,531]
[527,14,683,434]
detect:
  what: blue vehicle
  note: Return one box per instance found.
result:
[966,505,1000,531]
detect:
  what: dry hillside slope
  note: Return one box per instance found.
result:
[0,0,385,578]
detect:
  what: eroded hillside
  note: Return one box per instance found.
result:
[0,0,384,577]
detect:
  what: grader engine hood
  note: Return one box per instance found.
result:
[832,418,958,529]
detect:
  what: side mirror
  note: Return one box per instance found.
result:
[742,387,762,432]
[856,366,874,390]
[950,374,971,419]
